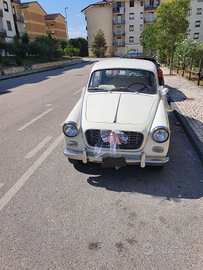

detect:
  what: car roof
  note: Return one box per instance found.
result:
[91,59,157,74]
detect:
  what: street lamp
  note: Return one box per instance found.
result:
[65,7,70,57]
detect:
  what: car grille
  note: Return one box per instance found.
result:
[85,129,144,150]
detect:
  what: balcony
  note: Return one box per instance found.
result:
[144,5,159,10]
[113,7,125,13]
[13,14,24,23]
[0,9,3,17]
[113,42,125,47]
[0,28,7,38]
[113,31,125,36]
[11,0,21,5]
[144,18,157,23]
[113,19,125,25]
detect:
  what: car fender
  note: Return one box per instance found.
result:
[64,96,84,128]
[143,98,170,157]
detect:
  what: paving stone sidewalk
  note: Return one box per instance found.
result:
[162,66,203,163]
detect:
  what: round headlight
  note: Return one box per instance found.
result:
[152,127,169,143]
[63,122,78,137]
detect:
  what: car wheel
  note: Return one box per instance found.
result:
[68,158,81,165]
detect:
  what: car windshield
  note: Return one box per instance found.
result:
[88,69,157,93]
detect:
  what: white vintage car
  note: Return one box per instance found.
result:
[63,59,170,169]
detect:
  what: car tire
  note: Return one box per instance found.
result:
[68,158,81,165]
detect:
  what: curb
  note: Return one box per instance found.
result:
[170,98,203,165]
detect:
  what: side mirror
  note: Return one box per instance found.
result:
[158,86,169,95]
[163,88,169,94]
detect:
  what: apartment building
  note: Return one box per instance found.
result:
[45,14,67,40]
[20,1,67,40]
[82,0,203,57]
[189,0,203,41]
[0,0,24,42]
[20,1,47,40]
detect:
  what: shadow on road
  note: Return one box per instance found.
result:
[0,60,95,95]
[74,112,203,200]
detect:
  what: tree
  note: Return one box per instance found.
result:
[91,29,107,58]
[156,0,191,74]
[21,32,30,45]
[77,37,88,57]
[140,23,159,54]
[174,38,203,67]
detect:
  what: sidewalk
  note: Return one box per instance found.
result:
[162,66,203,163]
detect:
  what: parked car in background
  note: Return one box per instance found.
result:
[63,59,170,169]
[125,54,164,86]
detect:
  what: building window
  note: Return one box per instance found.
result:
[129,36,134,43]
[141,1,143,6]
[51,31,55,34]
[117,2,121,8]
[117,26,121,34]
[194,33,199,39]
[198,0,203,2]
[140,24,143,31]
[129,13,134,20]
[140,12,143,19]
[3,1,8,12]
[195,21,201,27]
[50,23,54,26]
[130,1,134,7]
[23,23,27,29]
[7,20,12,31]
[197,8,202,15]
[129,25,134,31]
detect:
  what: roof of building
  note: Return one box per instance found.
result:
[81,0,114,13]
[44,13,65,20]
[20,1,47,14]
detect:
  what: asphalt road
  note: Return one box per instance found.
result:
[0,60,203,270]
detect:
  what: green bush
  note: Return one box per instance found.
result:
[15,55,23,66]
[3,57,10,66]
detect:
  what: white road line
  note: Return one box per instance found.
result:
[73,88,83,95]
[18,108,53,131]
[0,134,63,212]
[25,136,52,159]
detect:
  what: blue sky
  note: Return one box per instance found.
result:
[21,0,94,39]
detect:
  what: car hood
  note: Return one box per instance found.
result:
[84,92,158,125]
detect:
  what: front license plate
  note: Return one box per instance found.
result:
[102,157,127,168]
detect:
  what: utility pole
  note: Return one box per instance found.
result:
[65,7,70,57]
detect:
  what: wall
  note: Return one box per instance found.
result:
[21,2,46,40]
[85,4,113,57]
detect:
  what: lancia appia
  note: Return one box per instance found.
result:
[63,59,170,169]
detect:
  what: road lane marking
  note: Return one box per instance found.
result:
[18,108,53,131]
[0,134,63,212]
[25,136,52,159]
[73,88,83,95]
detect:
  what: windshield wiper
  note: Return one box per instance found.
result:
[111,87,138,92]
[88,87,108,91]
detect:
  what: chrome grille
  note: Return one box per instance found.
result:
[85,129,144,150]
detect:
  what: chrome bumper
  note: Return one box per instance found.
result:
[63,148,169,168]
